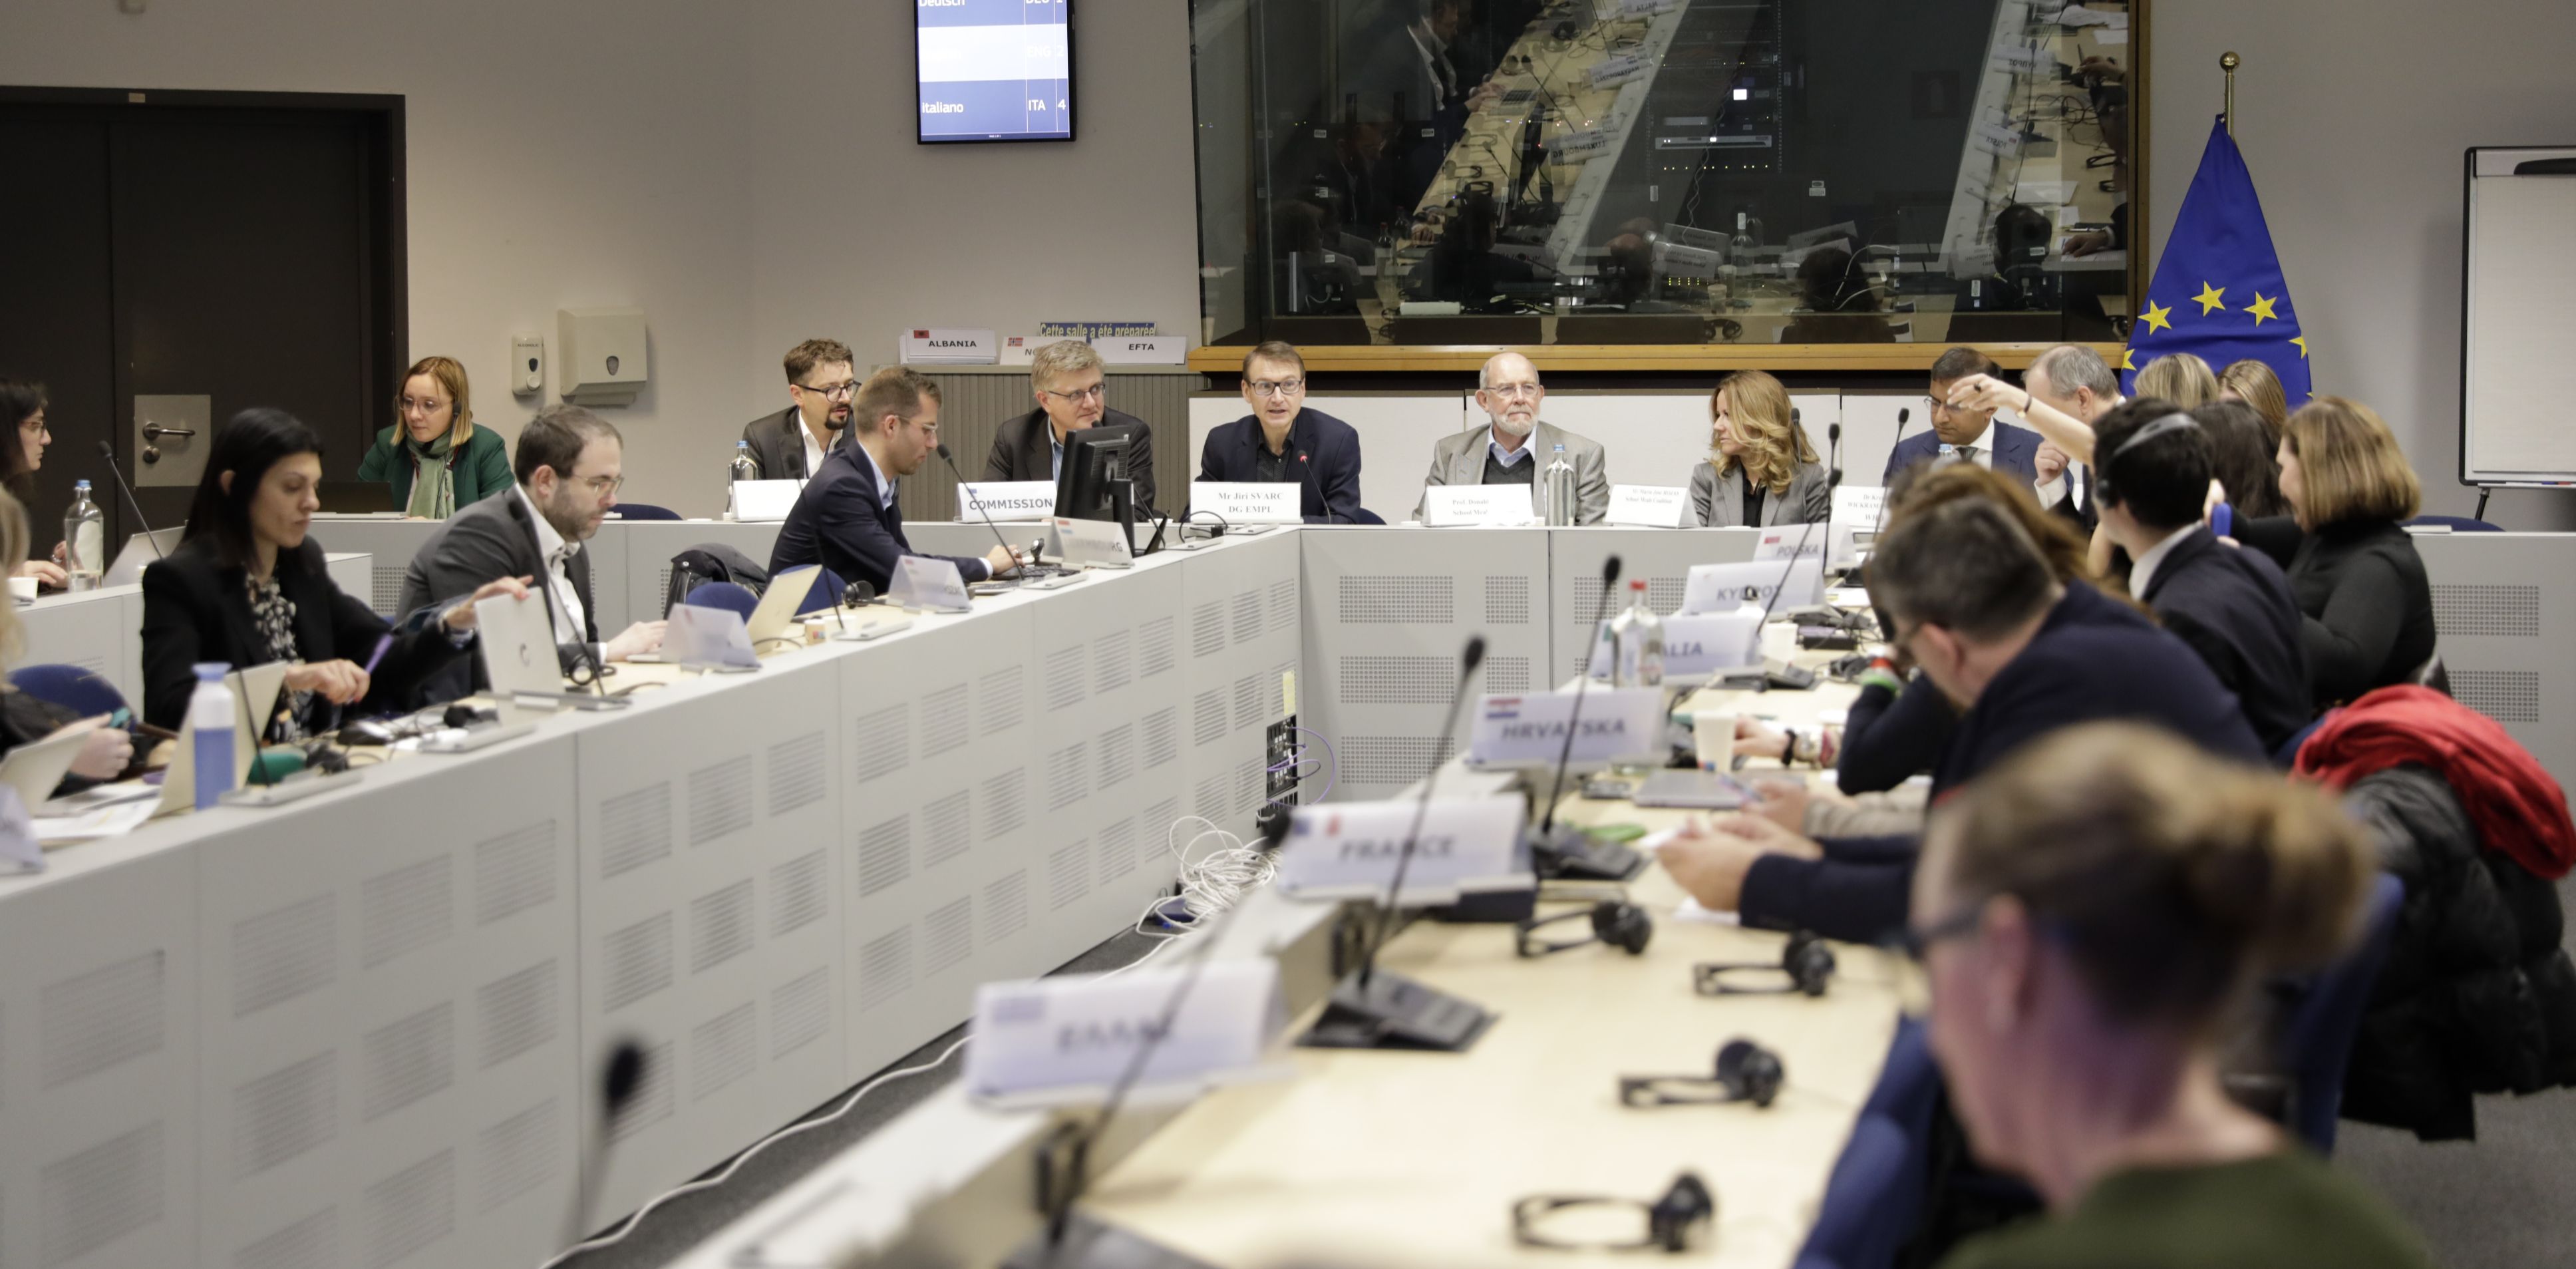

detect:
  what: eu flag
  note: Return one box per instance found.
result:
[2122,116,2311,402]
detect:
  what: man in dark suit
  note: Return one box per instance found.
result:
[981,339,1156,507]
[1655,496,2265,944]
[2091,398,2312,753]
[1194,341,1365,524]
[1886,348,2074,522]
[738,338,855,481]
[770,367,1021,592]
[2022,343,2128,534]
[401,404,667,693]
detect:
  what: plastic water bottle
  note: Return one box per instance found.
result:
[726,441,758,518]
[1540,443,1577,526]
[63,481,104,591]
[1607,579,1665,688]
[189,662,236,811]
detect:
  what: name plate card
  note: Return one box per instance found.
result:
[1583,610,1764,679]
[957,480,1058,522]
[898,327,997,365]
[728,478,803,522]
[1094,335,1189,365]
[889,556,973,612]
[1681,558,1824,614]
[665,602,760,669]
[1192,481,1303,524]
[964,958,1285,1107]
[1830,484,1887,570]
[1276,797,1531,902]
[1051,515,1134,568]
[1468,687,1665,767]
[1605,484,1690,528]
[1422,484,1535,527]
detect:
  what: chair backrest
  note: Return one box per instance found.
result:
[1345,507,1388,526]
[683,581,761,622]
[1792,1018,1941,1269]
[2406,514,2501,532]
[611,503,683,522]
[2280,872,2406,1154]
[11,664,130,720]
[797,567,846,615]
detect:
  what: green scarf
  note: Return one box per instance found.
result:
[402,428,458,520]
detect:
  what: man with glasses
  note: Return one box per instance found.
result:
[1884,347,2052,499]
[740,338,858,480]
[1652,496,2262,944]
[1194,341,1365,524]
[770,367,1021,591]
[401,404,666,693]
[982,339,1155,506]
[1414,351,1607,523]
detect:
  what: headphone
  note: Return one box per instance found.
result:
[1617,1037,1786,1109]
[840,579,877,609]
[1516,900,1653,958]
[1694,931,1836,997]
[2092,412,2200,508]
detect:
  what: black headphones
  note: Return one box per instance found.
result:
[1617,1037,1786,1109]
[1512,1171,1714,1253]
[2092,411,2199,508]
[1516,900,1653,958]
[840,578,877,609]
[1694,931,1836,997]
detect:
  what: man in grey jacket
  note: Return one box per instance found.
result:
[1413,351,1609,523]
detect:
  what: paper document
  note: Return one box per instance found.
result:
[35,797,157,845]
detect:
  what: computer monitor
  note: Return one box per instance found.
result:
[1054,422,1147,524]
[316,481,397,513]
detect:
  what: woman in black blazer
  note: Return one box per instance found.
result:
[140,408,529,734]
[2234,396,2436,709]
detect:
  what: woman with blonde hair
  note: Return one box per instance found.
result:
[2219,358,2291,445]
[2133,352,2219,409]
[1914,723,2430,1269]
[1689,369,1829,527]
[2234,397,2436,709]
[356,355,514,518]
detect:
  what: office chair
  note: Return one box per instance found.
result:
[682,581,760,623]
[2273,873,2406,1155]
[796,568,847,615]
[1790,1018,1941,1269]
[12,665,130,720]
[2405,514,2501,532]
[609,503,683,521]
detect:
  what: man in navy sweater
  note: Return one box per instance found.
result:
[1659,496,2265,943]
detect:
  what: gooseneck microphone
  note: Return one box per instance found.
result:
[95,439,166,562]
[1365,635,1486,988]
[1296,450,1341,524]
[935,441,1022,579]
[1539,555,1619,839]
[1866,407,1910,545]
[568,1040,648,1247]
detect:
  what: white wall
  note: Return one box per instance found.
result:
[0,0,757,516]
[2148,0,2576,528]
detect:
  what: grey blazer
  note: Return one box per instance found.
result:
[1689,458,1831,528]
[738,407,842,482]
[1414,420,1609,524]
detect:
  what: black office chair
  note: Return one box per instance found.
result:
[609,503,682,521]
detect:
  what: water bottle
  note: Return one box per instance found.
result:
[189,662,237,811]
[1540,443,1577,526]
[1607,579,1665,688]
[63,480,104,591]
[726,441,758,518]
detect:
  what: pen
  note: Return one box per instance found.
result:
[360,632,394,677]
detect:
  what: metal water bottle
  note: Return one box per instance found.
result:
[726,441,758,518]
[63,480,104,591]
[1540,443,1577,526]
[1607,579,1665,688]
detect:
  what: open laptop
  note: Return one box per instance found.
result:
[155,661,288,817]
[747,565,824,645]
[478,592,568,699]
[103,528,184,588]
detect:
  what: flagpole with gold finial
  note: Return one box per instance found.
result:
[2221,51,2239,135]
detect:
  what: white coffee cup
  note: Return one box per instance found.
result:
[1691,709,1737,771]
[7,576,36,602]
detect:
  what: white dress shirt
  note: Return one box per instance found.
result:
[514,485,587,643]
[800,423,827,482]
[2128,524,2199,597]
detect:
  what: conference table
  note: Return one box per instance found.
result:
[6,518,2569,1269]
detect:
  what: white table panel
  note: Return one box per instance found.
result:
[2414,532,2576,781]
[1549,527,1761,680]
[1177,532,1303,836]
[19,586,138,708]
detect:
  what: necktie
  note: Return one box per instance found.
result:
[1953,445,1980,466]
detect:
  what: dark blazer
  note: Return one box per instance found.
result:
[1883,418,2042,485]
[2136,527,2313,754]
[399,488,597,696]
[1834,675,1957,796]
[1195,408,1366,524]
[768,445,990,594]
[354,423,514,515]
[140,536,470,732]
[738,407,844,482]
[1738,582,2266,943]
[2239,516,2437,709]
[982,408,1157,508]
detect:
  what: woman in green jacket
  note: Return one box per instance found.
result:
[356,355,512,518]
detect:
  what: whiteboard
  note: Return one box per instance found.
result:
[2464,146,2576,484]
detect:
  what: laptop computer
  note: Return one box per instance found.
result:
[477,592,567,699]
[103,528,184,588]
[748,565,824,645]
[316,481,399,514]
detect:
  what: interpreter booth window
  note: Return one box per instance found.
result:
[1191,0,2142,348]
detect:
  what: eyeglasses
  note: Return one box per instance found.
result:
[1925,395,1977,417]
[399,397,451,415]
[1484,382,1543,400]
[1041,383,1108,403]
[796,381,860,400]
[1879,901,1987,1017]
[1247,379,1305,397]
[580,474,625,496]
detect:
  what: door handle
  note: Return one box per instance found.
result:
[142,423,198,441]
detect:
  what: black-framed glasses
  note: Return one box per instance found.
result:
[1512,1172,1714,1253]
[1877,901,1985,1017]
[1247,378,1305,397]
[796,380,860,400]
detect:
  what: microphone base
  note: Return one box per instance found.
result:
[1297,968,1494,1052]
[1528,822,1647,884]
[1426,884,1537,924]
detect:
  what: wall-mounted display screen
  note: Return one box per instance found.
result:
[916,0,1074,144]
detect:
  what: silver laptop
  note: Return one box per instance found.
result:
[476,592,565,699]
[104,528,184,588]
[748,566,824,645]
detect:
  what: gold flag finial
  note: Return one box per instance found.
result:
[2221,52,2241,135]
